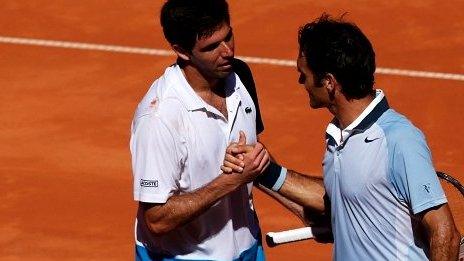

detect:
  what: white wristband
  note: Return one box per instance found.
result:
[271,167,287,191]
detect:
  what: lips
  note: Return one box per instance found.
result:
[218,63,232,71]
[219,63,232,68]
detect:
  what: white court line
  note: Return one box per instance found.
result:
[1,36,463,82]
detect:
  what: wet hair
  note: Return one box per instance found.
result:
[160,0,230,52]
[298,14,376,99]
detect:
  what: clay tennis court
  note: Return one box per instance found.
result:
[1,1,463,260]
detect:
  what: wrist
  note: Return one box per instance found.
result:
[217,172,242,192]
[256,161,287,191]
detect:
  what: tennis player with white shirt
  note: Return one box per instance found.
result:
[223,14,461,260]
[130,0,270,260]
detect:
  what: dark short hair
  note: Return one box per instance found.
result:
[160,0,230,52]
[298,14,376,99]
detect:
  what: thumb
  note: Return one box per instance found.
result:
[238,131,247,145]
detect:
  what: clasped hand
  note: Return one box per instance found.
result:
[221,131,270,183]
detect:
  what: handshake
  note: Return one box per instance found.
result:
[221,131,287,191]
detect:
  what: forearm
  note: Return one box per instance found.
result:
[143,174,241,235]
[428,226,460,260]
[278,169,326,213]
[223,142,327,217]
[256,183,307,224]
[422,204,461,260]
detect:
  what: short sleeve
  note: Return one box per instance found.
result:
[389,129,447,214]
[130,114,183,203]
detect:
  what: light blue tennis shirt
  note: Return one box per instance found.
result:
[323,90,447,260]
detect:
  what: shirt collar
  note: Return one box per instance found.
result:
[168,64,241,112]
[326,89,389,145]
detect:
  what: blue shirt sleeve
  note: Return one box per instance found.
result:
[389,127,447,214]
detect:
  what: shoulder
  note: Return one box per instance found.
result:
[232,58,252,75]
[134,66,183,117]
[232,58,254,85]
[132,67,188,133]
[376,109,432,163]
[135,98,187,133]
[377,109,426,145]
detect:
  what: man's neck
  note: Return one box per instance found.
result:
[331,93,375,130]
[181,64,223,93]
[180,63,228,119]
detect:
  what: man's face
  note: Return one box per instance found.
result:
[297,55,329,109]
[189,22,235,80]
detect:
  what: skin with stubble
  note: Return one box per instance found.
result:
[174,22,235,119]
[177,22,235,85]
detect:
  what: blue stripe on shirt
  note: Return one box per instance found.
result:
[135,241,265,261]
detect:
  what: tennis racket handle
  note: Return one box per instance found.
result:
[266,227,330,246]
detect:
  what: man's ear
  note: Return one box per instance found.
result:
[323,73,339,93]
[172,44,191,61]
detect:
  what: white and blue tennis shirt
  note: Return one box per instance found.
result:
[130,64,264,261]
[323,90,447,260]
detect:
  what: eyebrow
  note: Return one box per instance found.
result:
[200,27,233,52]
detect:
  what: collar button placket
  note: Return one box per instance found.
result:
[227,93,241,139]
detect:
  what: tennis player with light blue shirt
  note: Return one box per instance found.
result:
[323,89,449,260]
[222,14,461,260]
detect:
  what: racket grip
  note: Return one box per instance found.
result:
[266,227,330,247]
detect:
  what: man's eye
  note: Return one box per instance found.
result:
[201,43,220,52]
[224,32,233,42]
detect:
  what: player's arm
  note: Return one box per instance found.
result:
[143,142,269,235]
[390,130,460,260]
[256,184,308,223]
[223,144,327,216]
[419,204,460,261]
[223,137,315,223]
[255,182,329,228]
[277,169,326,214]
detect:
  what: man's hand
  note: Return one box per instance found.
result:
[222,131,250,173]
[221,131,270,182]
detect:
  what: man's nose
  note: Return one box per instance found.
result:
[220,41,234,57]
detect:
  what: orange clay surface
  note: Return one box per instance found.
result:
[1,1,463,260]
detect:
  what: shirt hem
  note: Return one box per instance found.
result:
[134,192,170,203]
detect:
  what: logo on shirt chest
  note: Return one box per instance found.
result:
[140,179,159,188]
[364,137,381,143]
